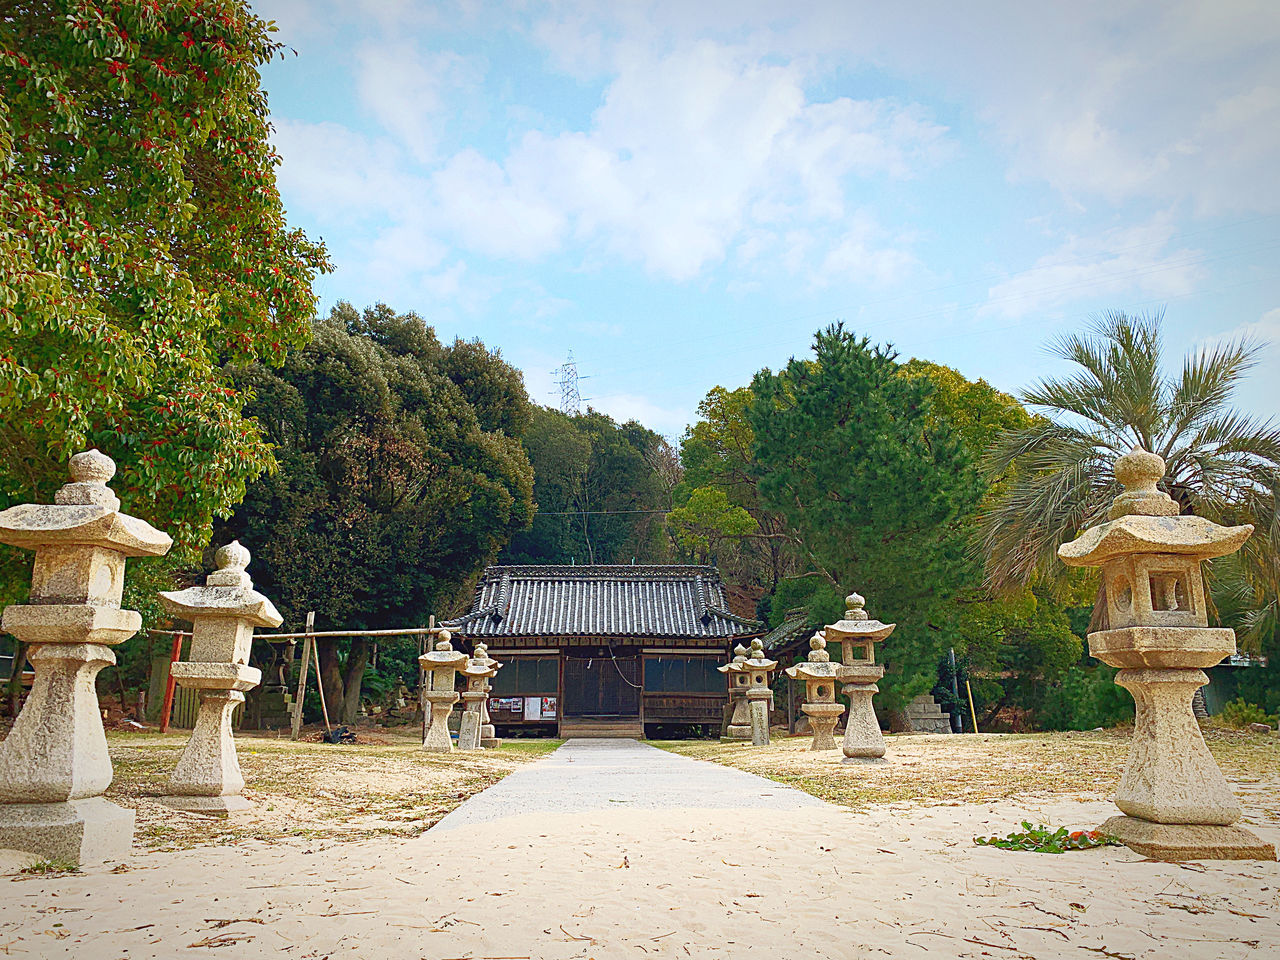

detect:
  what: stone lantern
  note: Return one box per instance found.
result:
[0,449,171,862]
[158,541,281,815]
[473,643,503,749]
[784,632,843,750]
[824,592,894,762]
[420,630,466,752]
[742,638,778,746]
[718,643,751,740]
[1058,446,1273,861]
[457,643,500,752]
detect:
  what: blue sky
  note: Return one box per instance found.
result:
[253,0,1280,436]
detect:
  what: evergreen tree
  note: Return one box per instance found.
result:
[749,324,983,704]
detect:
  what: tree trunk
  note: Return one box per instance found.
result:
[315,638,345,723]
[340,638,371,724]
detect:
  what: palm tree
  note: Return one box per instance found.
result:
[980,310,1280,641]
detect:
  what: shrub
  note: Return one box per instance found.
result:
[1218,698,1278,729]
[1038,662,1134,731]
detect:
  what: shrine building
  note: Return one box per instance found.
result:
[443,565,763,738]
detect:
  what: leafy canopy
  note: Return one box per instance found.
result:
[0,1,330,569]
[979,310,1280,641]
[222,302,534,631]
[749,324,984,704]
[502,406,670,565]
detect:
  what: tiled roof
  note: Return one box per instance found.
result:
[760,607,812,653]
[444,565,763,639]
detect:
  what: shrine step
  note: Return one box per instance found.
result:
[559,718,645,739]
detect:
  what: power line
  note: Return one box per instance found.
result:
[532,507,672,518]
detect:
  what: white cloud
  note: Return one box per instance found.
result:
[429,40,946,279]
[1197,308,1280,412]
[528,1,1280,215]
[354,43,475,163]
[433,149,569,259]
[588,392,692,436]
[271,119,421,219]
[980,217,1205,319]
[816,216,917,288]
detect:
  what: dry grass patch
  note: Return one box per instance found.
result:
[656,726,1280,817]
[105,730,560,851]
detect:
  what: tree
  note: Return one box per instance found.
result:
[220,303,533,722]
[502,407,671,565]
[979,310,1280,643]
[749,324,984,705]
[0,2,330,602]
[666,487,757,564]
[957,590,1082,729]
[679,386,800,588]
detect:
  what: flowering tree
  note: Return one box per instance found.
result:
[0,1,330,572]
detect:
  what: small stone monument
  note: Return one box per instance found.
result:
[718,643,751,740]
[0,449,172,862]
[1058,445,1275,861]
[785,632,843,750]
[158,541,282,815]
[420,630,466,752]
[824,592,894,762]
[457,643,500,752]
[743,638,778,746]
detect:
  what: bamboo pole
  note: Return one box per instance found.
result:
[965,678,978,734]
[290,612,315,741]
[421,615,434,743]
[309,612,332,736]
[158,631,186,733]
[256,626,446,641]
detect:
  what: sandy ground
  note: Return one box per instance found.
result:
[2,739,1278,960]
[104,730,561,849]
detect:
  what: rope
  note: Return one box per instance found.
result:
[605,642,643,689]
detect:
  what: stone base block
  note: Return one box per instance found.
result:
[160,794,255,818]
[0,797,134,865]
[841,756,889,765]
[1101,815,1277,862]
[725,725,752,740]
[481,738,502,749]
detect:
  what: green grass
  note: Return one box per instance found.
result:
[20,857,79,875]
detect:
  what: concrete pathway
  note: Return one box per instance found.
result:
[434,737,826,829]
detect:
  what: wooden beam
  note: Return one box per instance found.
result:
[290,612,314,741]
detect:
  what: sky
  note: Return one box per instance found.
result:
[252,0,1280,437]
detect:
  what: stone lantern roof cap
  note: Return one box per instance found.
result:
[1058,514,1253,567]
[420,631,468,669]
[784,660,842,680]
[159,540,282,627]
[461,660,498,678]
[719,641,750,673]
[1058,445,1253,566]
[471,642,501,670]
[784,631,840,678]
[0,449,171,557]
[823,590,896,642]
[743,638,778,670]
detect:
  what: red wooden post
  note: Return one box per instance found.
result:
[159,631,184,733]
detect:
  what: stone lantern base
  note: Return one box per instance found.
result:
[0,797,134,864]
[801,702,843,751]
[160,795,254,817]
[723,695,752,741]
[1100,816,1276,861]
[840,664,886,763]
